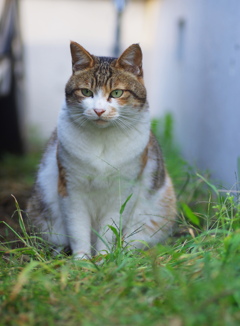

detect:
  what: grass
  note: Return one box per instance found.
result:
[1,114,240,325]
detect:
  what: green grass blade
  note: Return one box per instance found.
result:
[181,203,200,226]
[119,194,133,215]
[196,173,219,195]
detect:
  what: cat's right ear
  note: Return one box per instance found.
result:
[115,44,143,76]
[70,41,94,73]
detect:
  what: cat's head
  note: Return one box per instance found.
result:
[65,41,148,129]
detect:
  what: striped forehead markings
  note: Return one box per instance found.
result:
[93,61,113,87]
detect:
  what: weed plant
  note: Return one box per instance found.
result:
[1,115,240,326]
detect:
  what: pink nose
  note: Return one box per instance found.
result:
[94,109,106,117]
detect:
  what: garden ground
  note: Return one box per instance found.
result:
[1,115,240,326]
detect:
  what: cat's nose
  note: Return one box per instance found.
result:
[94,109,106,117]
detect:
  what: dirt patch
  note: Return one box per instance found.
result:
[0,180,32,247]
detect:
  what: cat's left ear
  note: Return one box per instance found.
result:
[70,41,94,73]
[115,44,143,76]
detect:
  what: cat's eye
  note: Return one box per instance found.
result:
[81,89,93,97]
[110,89,123,98]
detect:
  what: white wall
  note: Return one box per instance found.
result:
[150,0,240,188]
[200,1,240,189]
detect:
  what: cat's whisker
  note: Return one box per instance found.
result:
[117,116,142,134]
[78,119,89,128]
[120,117,142,127]
[121,114,142,122]
[123,109,146,117]
[114,118,132,132]
[70,115,89,128]
[112,119,130,136]
[69,113,84,122]
[118,118,135,130]
[69,112,83,118]
[120,112,144,124]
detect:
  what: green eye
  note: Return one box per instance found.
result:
[81,89,93,97]
[110,89,123,98]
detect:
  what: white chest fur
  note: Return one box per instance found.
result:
[58,102,150,183]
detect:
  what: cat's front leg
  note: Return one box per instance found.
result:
[60,196,92,259]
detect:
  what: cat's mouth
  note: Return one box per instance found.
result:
[95,119,107,124]
[93,119,110,127]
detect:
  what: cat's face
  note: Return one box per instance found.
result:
[65,42,148,129]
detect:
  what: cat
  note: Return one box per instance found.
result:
[27,41,176,259]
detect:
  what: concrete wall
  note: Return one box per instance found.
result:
[149,0,240,188]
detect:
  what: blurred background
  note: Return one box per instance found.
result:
[1,0,240,189]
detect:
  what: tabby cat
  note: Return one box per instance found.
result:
[27,41,176,258]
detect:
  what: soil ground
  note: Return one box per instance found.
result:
[0,179,32,246]
[0,152,40,247]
